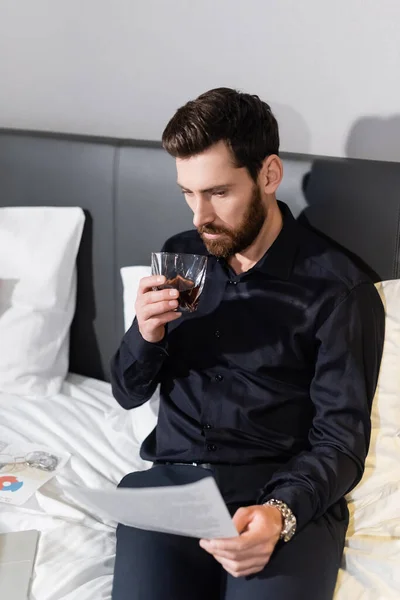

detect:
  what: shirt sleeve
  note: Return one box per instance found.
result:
[257,282,385,532]
[110,238,174,410]
[110,318,169,410]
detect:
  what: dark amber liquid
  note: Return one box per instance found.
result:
[162,275,200,312]
[178,285,201,312]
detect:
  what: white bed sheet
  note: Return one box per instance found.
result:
[0,375,398,599]
[0,373,150,600]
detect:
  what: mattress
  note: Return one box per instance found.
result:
[0,375,398,599]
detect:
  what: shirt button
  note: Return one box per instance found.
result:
[215,330,221,338]
[207,444,217,452]
[203,423,212,430]
[215,374,224,382]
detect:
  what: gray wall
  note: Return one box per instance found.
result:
[1,0,400,161]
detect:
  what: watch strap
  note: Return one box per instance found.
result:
[263,498,297,542]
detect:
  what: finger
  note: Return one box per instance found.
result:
[199,541,256,561]
[218,558,266,577]
[208,539,270,562]
[232,507,252,534]
[138,275,166,292]
[142,299,180,320]
[142,287,179,305]
[202,556,268,577]
[203,545,264,561]
[201,536,251,553]
[144,312,182,330]
[217,557,267,578]
[226,565,266,578]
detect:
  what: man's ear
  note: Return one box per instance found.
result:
[260,155,283,195]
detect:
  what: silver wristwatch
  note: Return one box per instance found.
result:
[263,499,297,542]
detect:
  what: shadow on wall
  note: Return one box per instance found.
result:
[346,115,400,162]
[69,210,103,380]
[292,114,400,284]
[273,102,312,155]
[298,169,381,282]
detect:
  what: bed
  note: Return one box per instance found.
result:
[0,128,399,599]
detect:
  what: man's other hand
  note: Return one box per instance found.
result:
[199,505,283,578]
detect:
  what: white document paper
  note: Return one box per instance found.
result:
[65,476,238,539]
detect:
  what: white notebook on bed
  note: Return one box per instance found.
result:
[0,530,39,600]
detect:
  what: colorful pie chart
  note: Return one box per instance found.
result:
[0,475,24,492]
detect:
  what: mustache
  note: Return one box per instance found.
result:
[198,225,232,235]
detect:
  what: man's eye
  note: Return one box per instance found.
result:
[213,191,226,197]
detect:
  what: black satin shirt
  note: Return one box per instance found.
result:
[111,202,385,530]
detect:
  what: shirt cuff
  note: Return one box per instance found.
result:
[258,486,315,533]
[123,319,169,363]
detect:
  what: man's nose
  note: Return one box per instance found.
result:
[192,197,215,229]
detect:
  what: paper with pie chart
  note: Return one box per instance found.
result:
[0,440,69,506]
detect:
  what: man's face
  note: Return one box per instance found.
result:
[176,141,266,258]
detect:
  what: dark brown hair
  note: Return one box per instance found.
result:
[162,87,279,181]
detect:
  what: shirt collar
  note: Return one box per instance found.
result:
[251,201,299,280]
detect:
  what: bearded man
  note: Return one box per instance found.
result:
[110,87,384,600]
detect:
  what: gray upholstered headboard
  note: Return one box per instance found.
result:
[1,128,399,382]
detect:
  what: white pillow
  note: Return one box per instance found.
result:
[346,280,400,512]
[0,207,85,397]
[120,265,151,332]
[119,265,158,446]
[335,282,400,597]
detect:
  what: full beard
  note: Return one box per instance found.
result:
[198,186,266,259]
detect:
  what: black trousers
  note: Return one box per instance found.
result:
[111,463,348,600]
